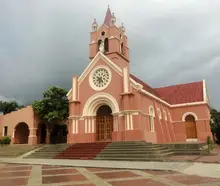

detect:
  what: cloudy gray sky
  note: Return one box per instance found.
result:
[0,0,220,109]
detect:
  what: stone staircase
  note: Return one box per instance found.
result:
[25,144,71,159]
[0,144,40,157]
[161,143,207,155]
[55,142,110,160]
[95,141,174,161]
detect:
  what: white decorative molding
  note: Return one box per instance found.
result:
[186,138,198,142]
[89,65,112,91]
[182,112,198,121]
[149,106,155,117]
[72,119,76,134]
[83,92,119,116]
[79,52,122,85]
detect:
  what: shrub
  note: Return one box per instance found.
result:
[207,136,213,154]
[0,136,11,146]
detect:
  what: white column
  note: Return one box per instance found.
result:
[126,114,130,130]
[12,129,16,138]
[72,77,77,101]
[75,119,78,133]
[72,119,76,134]
[123,67,129,93]
[91,117,95,133]
[85,118,88,133]
[88,118,91,133]
[129,114,133,130]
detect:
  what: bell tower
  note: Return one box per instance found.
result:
[89,6,130,68]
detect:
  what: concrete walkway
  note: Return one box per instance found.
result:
[0,157,220,178]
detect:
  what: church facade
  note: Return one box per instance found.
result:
[0,7,212,145]
[66,7,212,144]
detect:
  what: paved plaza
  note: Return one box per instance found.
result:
[1,163,220,186]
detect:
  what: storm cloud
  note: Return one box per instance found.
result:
[0,0,220,109]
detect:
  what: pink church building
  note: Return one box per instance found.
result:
[0,7,212,145]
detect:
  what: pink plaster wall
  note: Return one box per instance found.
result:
[2,106,39,144]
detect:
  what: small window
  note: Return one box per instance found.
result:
[97,40,102,52]
[101,31,105,36]
[4,126,8,136]
[104,38,109,52]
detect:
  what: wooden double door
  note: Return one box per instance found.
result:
[96,115,113,141]
[185,121,197,139]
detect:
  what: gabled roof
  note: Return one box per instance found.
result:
[130,74,161,98]
[154,81,204,105]
[130,74,204,105]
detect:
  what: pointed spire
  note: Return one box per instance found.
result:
[104,5,112,27]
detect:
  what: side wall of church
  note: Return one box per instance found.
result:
[171,104,211,142]
[131,89,175,144]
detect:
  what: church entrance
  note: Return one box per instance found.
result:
[185,115,197,139]
[96,105,113,141]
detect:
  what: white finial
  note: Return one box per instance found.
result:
[99,40,105,53]
[120,22,125,32]
[111,13,116,26]
[92,18,98,31]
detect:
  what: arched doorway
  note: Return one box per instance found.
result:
[96,105,113,141]
[14,122,29,144]
[38,123,47,144]
[185,115,197,139]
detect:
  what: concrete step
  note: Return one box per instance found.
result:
[99,149,173,154]
[94,157,167,161]
[107,146,167,151]
[97,152,174,158]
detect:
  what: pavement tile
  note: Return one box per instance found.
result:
[0,177,29,186]
[42,174,88,184]
[165,175,220,185]
[42,168,78,175]
[0,166,32,171]
[63,184,95,186]
[109,178,167,186]
[86,167,115,172]
[95,171,141,179]
[143,170,179,176]
[42,165,64,169]
[0,170,31,178]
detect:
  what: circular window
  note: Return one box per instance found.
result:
[101,31,105,36]
[89,66,111,91]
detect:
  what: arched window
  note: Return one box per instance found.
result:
[149,106,155,132]
[120,42,124,54]
[163,111,167,121]
[185,115,195,122]
[157,108,162,119]
[168,112,172,122]
[98,40,102,52]
[104,38,109,52]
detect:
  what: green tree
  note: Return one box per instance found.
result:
[0,100,24,114]
[32,86,69,127]
[210,108,220,143]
